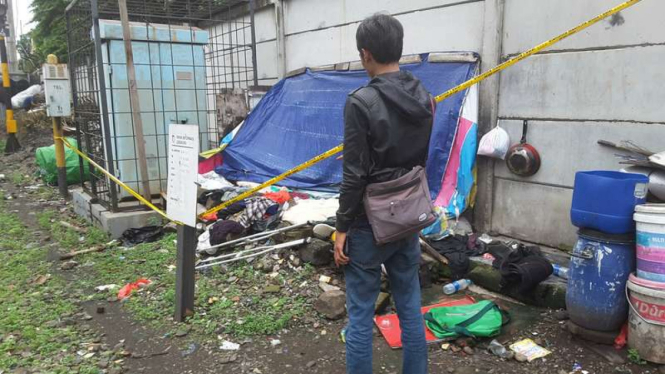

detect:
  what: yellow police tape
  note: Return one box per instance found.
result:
[58,137,179,224]
[200,144,344,217]
[434,0,643,103]
[60,0,643,223]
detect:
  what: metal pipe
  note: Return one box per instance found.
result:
[198,222,309,253]
[249,0,258,86]
[91,0,119,210]
[199,242,276,264]
[196,238,310,270]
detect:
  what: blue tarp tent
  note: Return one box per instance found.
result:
[221,53,478,198]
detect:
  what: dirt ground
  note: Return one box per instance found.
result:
[0,130,663,374]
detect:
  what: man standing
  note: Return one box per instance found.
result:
[334,13,434,374]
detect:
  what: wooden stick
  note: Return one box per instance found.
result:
[118,0,152,202]
[60,221,87,233]
[59,245,106,260]
[419,236,449,265]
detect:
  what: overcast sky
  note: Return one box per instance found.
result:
[15,0,34,37]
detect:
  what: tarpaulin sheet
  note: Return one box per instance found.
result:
[221,53,478,196]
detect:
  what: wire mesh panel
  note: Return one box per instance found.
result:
[66,0,257,211]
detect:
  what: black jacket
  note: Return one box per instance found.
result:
[336,70,433,232]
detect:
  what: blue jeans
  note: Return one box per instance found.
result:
[344,219,428,374]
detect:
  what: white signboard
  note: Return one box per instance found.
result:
[43,63,72,117]
[167,124,200,227]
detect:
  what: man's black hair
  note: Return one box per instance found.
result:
[356,13,403,64]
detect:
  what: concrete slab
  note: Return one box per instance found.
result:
[72,188,163,239]
[498,45,665,123]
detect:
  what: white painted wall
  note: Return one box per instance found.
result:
[207,0,665,248]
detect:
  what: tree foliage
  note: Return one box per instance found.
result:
[29,0,69,63]
[17,35,44,74]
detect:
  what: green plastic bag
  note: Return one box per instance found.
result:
[35,137,90,185]
[424,300,509,339]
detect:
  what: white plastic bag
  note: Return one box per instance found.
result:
[11,84,42,108]
[477,126,510,159]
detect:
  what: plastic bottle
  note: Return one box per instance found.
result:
[552,264,569,279]
[443,279,472,295]
[488,339,514,359]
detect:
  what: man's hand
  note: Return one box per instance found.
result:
[334,231,349,267]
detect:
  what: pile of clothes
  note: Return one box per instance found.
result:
[425,226,554,294]
[195,175,339,255]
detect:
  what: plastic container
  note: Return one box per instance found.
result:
[443,279,472,295]
[566,229,635,331]
[571,171,648,234]
[627,275,665,363]
[634,204,665,282]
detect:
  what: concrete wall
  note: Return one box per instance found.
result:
[210,0,665,248]
[492,0,665,248]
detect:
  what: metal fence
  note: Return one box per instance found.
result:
[65,0,257,211]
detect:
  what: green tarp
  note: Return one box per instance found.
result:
[35,138,90,185]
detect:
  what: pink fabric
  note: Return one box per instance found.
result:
[434,117,474,207]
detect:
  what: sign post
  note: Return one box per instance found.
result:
[167,124,199,322]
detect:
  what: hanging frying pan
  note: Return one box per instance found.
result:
[506,120,541,177]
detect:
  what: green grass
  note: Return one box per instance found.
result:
[30,201,316,351]
[0,202,103,372]
[0,139,5,153]
[628,348,647,365]
[37,209,109,249]
[8,171,26,185]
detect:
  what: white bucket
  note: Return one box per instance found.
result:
[634,204,665,282]
[627,276,665,363]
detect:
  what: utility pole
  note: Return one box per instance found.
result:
[0,0,18,154]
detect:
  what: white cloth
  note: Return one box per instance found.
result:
[282,198,339,225]
[197,171,234,191]
[196,227,212,253]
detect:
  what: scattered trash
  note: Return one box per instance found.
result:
[442,279,472,295]
[117,278,152,300]
[121,226,165,246]
[96,306,105,314]
[319,275,331,283]
[220,340,240,351]
[488,339,514,359]
[95,284,118,292]
[180,343,198,357]
[440,343,450,351]
[270,339,281,347]
[509,339,551,362]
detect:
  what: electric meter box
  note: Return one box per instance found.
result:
[43,63,72,117]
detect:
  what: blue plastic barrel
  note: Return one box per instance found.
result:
[566,229,635,331]
[571,171,648,234]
